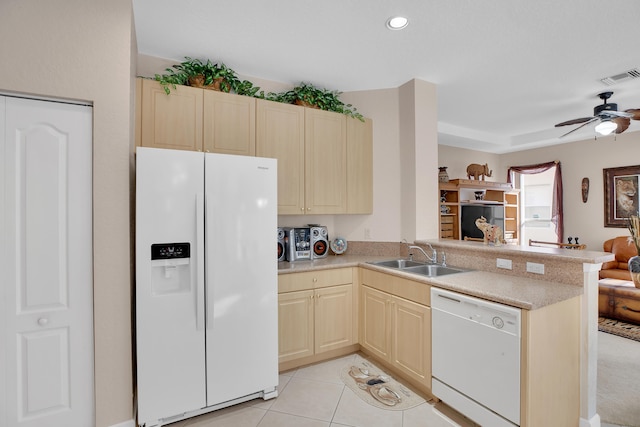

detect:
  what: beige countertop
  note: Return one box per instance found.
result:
[278,253,585,311]
[421,238,614,264]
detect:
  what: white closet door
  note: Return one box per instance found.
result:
[0,96,93,427]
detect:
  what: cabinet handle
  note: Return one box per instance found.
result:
[313,278,318,282]
[307,208,311,211]
[37,317,49,326]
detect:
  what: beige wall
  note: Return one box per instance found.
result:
[438,145,503,182]
[439,131,640,250]
[0,1,135,426]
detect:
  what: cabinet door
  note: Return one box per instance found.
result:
[315,284,353,354]
[360,286,391,360]
[278,290,314,363]
[203,90,255,156]
[346,117,373,214]
[390,296,431,386]
[304,108,347,214]
[256,99,305,214]
[139,78,203,151]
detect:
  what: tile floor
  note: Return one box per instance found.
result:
[165,352,631,427]
[167,353,469,427]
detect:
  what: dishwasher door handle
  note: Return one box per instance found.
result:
[436,293,461,303]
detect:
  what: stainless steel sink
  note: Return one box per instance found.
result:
[367,259,469,277]
[369,259,425,269]
[402,264,467,277]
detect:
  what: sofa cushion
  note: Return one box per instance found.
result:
[608,236,638,264]
[600,268,634,280]
[600,236,638,280]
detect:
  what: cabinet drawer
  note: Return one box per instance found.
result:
[279,268,352,293]
[440,215,454,224]
[440,231,454,238]
[361,269,430,306]
[440,223,454,231]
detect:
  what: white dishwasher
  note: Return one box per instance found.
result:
[431,287,521,427]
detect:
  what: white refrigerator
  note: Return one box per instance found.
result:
[135,147,278,427]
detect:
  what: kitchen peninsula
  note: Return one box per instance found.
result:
[277,239,614,427]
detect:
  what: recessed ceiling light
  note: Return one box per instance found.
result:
[386,16,408,30]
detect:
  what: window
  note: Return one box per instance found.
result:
[520,169,557,243]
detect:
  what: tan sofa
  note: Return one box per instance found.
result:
[599,236,637,280]
[599,236,640,325]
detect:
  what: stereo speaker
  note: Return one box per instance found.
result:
[277,227,286,262]
[310,226,329,259]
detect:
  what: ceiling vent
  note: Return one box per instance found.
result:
[600,68,640,86]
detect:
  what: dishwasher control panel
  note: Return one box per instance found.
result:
[430,287,520,336]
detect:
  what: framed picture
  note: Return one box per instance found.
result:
[604,165,640,227]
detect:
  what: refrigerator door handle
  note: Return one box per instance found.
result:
[196,193,205,331]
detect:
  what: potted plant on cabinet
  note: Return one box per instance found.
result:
[155,57,255,95]
[265,82,364,121]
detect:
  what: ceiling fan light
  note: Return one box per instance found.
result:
[386,16,408,30]
[595,120,617,136]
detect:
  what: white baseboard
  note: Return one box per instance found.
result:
[109,420,135,427]
[580,413,601,427]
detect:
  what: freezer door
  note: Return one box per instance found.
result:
[135,148,206,424]
[204,153,278,406]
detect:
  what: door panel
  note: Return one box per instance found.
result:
[2,96,93,427]
[315,284,353,354]
[135,148,206,424]
[392,297,430,384]
[360,286,390,360]
[204,153,278,406]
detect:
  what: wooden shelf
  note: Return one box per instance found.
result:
[439,181,520,244]
[449,178,513,190]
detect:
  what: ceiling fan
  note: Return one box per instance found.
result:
[555,91,640,138]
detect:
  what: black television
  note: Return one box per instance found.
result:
[461,204,505,240]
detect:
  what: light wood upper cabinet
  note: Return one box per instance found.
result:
[203,90,256,156]
[137,78,256,156]
[139,78,204,151]
[257,100,372,215]
[137,79,373,215]
[304,108,347,214]
[346,117,373,214]
[256,99,305,214]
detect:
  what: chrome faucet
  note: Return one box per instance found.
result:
[408,244,437,264]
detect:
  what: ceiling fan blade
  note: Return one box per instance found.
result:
[555,117,595,127]
[613,117,631,134]
[559,117,599,138]
[600,110,633,118]
[625,109,640,120]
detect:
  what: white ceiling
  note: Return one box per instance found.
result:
[132,0,640,154]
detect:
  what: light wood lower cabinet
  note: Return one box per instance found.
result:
[278,268,357,368]
[278,289,315,361]
[359,269,431,388]
[361,285,431,387]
